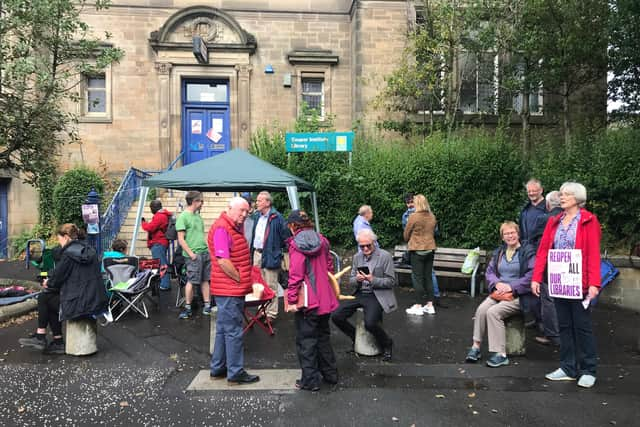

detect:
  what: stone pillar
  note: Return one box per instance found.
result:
[354,307,381,356]
[505,315,526,356]
[155,62,173,168]
[65,319,98,356]
[236,64,251,150]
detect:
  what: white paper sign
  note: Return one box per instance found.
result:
[547,249,583,299]
[212,118,223,134]
[191,120,202,134]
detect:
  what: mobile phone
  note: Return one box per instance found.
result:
[357,266,370,275]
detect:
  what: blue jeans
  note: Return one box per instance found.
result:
[431,269,440,298]
[150,244,170,289]
[210,296,245,379]
[554,298,597,377]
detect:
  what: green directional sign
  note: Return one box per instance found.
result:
[285,132,354,152]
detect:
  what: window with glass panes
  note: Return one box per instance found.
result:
[459,52,497,113]
[301,78,324,116]
[84,74,107,114]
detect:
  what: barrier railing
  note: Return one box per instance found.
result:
[100,167,151,254]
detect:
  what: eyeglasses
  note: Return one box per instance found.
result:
[359,243,373,249]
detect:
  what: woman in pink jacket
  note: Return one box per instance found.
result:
[531,182,601,388]
[286,210,338,391]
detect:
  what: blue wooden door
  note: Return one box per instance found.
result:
[182,80,230,165]
[0,182,8,258]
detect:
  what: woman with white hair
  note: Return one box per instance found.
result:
[531,182,602,388]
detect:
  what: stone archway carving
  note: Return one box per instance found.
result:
[149,6,256,53]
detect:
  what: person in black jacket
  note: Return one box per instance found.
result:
[19,246,64,354]
[19,224,108,355]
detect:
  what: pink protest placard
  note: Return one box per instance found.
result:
[547,249,583,299]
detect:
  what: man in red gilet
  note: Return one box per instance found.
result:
[208,197,260,385]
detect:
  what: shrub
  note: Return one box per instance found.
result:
[250,123,640,254]
[52,167,105,227]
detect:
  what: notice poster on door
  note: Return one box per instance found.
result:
[547,249,583,299]
[206,128,222,143]
[212,118,223,134]
[191,119,202,134]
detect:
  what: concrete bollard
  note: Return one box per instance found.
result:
[354,307,381,356]
[209,306,218,355]
[65,318,98,356]
[505,314,526,356]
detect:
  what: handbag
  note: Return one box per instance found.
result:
[490,290,514,302]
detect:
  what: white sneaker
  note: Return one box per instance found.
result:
[423,304,436,315]
[405,304,424,316]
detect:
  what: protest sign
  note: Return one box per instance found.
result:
[547,249,583,299]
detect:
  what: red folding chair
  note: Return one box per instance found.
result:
[243,267,276,336]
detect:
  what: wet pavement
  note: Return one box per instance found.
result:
[1,267,639,426]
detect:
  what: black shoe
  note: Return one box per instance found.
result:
[322,376,338,385]
[382,344,393,362]
[19,335,47,351]
[43,341,65,355]
[210,369,227,380]
[295,379,320,391]
[434,298,448,309]
[227,370,260,385]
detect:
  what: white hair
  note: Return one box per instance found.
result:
[228,196,249,209]
[546,190,561,209]
[356,228,377,243]
[358,205,372,216]
[560,182,587,207]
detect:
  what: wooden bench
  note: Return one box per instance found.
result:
[393,245,487,297]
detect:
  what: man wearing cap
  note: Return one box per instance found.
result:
[208,197,260,385]
[250,191,290,321]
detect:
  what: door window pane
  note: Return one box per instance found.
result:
[186,83,228,103]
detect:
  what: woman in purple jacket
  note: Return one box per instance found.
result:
[286,210,339,391]
[464,221,536,368]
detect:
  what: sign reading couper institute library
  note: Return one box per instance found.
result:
[285,132,354,152]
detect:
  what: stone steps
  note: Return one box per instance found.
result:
[114,191,233,257]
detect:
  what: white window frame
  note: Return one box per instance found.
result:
[78,64,112,123]
[301,76,325,118]
[295,66,331,120]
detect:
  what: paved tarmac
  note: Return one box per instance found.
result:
[1,266,639,427]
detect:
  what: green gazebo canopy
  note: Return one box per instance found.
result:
[143,148,314,192]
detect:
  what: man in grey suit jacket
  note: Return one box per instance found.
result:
[332,229,397,361]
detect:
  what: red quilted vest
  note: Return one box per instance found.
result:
[208,212,252,297]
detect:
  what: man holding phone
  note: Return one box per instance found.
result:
[331,229,397,361]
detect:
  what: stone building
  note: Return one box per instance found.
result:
[0,0,606,257]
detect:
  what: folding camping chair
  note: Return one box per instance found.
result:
[243,266,276,336]
[104,257,159,322]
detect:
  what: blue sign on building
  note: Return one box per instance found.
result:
[285,132,354,152]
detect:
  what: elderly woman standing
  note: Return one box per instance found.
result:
[465,221,536,367]
[532,182,601,388]
[404,194,437,315]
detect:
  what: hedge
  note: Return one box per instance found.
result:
[251,127,640,254]
[52,167,105,228]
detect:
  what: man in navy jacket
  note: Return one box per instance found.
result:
[250,191,291,320]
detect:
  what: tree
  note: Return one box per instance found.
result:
[376,0,482,138]
[608,0,640,124]
[0,0,123,184]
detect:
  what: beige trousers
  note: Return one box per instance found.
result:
[472,296,521,354]
[253,251,280,319]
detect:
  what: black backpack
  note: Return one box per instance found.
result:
[165,215,178,240]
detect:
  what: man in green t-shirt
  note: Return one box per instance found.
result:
[176,190,211,319]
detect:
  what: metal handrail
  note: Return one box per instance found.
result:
[99,152,184,255]
[100,167,151,254]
